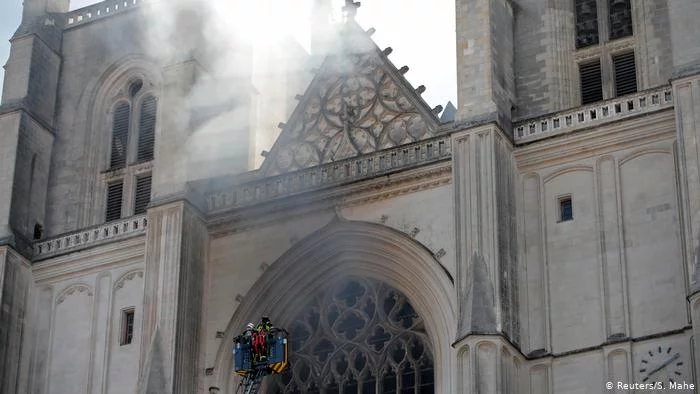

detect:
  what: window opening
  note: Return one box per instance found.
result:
[579,60,603,104]
[110,103,130,169]
[575,0,599,49]
[613,52,637,97]
[559,196,573,222]
[106,181,124,222]
[121,308,135,345]
[133,174,152,215]
[609,0,633,40]
[137,96,157,163]
[271,277,435,393]
[129,79,143,98]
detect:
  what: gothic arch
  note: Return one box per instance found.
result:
[74,55,162,228]
[211,217,457,393]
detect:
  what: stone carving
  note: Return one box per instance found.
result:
[270,277,434,393]
[114,269,144,290]
[56,283,94,304]
[435,249,446,260]
[263,33,438,176]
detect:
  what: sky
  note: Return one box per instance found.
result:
[0,0,457,109]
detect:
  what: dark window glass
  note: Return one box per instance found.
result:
[134,174,152,215]
[110,103,130,169]
[575,0,599,49]
[579,60,603,104]
[560,197,573,222]
[609,0,633,40]
[121,309,135,345]
[106,182,123,222]
[137,96,157,163]
[613,52,637,97]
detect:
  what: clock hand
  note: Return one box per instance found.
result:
[645,353,680,378]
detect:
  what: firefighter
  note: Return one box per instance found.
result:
[252,317,273,363]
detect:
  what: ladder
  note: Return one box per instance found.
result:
[241,367,267,394]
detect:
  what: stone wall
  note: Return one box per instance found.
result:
[516,108,692,385]
[22,236,145,394]
[45,9,154,236]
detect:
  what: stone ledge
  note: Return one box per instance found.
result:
[206,135,453,213]
[514,85,674,143]
[33,215,147,260]
[64,0,146,29]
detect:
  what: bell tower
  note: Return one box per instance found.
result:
[0,0,66,390]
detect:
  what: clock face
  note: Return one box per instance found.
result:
[639,346,683,383]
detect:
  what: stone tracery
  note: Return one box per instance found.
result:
[267,50,436,176]
[270,277,435,393]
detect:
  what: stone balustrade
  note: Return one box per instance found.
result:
[34,215,148,259]
[66,0,144,27]
[207,135,453,212]
[514,86,674,143]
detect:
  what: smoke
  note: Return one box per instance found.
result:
[140,0,319,182]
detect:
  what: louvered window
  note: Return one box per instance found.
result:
[609,0,633,40]
[137,96,156,163]
[613,52,637,97]
[579,60,603,104]
[106,181,123,222]
[133,174,152,215]
[110,103,130,169]
[575,0,599,49]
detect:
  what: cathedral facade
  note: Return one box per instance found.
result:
[1,0,700,393]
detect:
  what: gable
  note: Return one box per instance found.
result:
[261,22,441,176]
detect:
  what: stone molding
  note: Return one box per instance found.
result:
[514,86,673,143]
[32,237,144,284]
[208,161,451,237]
[65,0,146,28]
[209,219,456,393]
[515,109,676,172]
[114,269,144,290]
[56,283,94,304]
[34,215,147,260]
[207,135,452,213]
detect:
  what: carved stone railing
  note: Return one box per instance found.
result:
[65,0,145,28]
[34,215,148,259]
[207,135,453,212]
[514,86,674,143]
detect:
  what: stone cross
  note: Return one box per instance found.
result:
[343,0,361,20]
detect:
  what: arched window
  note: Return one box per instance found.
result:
[104,78,156,222]
[137,95,157,163]
[110,102,130,169]
[270,277,435,393]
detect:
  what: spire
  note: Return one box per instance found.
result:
[342,0,361,22]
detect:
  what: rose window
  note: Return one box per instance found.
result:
[269,277,435,393]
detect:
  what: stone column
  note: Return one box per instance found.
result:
[137,201,208,394]
[455,0,515,129]
[452,123,520,392]
[672,72,700,387]
[0,246,31,394]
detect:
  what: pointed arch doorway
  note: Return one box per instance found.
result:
[212,218,456,393]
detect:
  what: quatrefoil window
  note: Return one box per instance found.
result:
[271,277,435,393]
